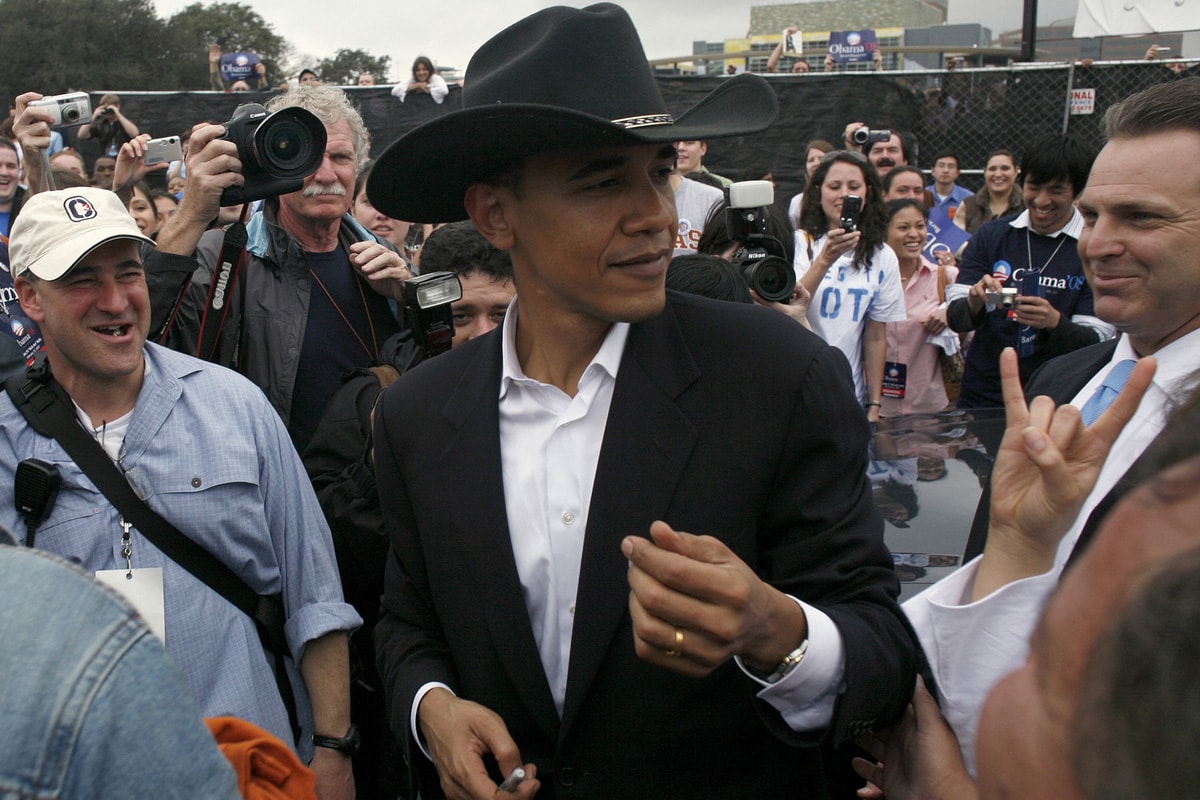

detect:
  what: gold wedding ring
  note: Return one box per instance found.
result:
[665,627,684,657]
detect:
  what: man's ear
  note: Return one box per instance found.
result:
[14,277,45,324]
[465,183,515,250]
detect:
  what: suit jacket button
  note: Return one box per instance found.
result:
[558,767,576,787]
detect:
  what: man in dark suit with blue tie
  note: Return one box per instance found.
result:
[902,77,1200,775]
[365,5,919,799]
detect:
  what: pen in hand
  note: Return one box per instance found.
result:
[498,766,526,793]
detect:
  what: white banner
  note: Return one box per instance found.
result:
[1075,0,1200,37]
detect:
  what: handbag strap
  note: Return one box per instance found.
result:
[936,261,948,303]
[4,362,299,737]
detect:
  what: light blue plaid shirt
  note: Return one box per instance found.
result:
[0,343,360,756]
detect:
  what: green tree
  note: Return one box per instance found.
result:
[315,48,392,86]
[0,0,174,98]
[162,2,288,89]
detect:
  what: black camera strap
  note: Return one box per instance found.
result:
[194,221,248,366]
[4,360,299,739]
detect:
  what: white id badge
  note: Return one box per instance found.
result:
[95,568,166,643]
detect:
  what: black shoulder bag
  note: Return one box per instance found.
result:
[4,359,299,739]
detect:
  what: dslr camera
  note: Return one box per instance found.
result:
[724,181,796,303]
[218,103,327,206]
[851,127,891,147]
[28,92,91,127]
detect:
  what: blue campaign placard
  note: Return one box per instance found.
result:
[220,53,261,83]
[828,30,878,64]
[924,206,971,262]
[0,241,45,365]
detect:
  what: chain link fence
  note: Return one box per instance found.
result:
[72,60,1198,210]
[660,60,1198,206]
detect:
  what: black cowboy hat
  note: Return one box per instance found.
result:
[368,3,779,223]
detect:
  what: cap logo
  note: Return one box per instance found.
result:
[63,196,97,222]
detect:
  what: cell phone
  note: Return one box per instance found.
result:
[839,195,863,233]
[144,135,183,166]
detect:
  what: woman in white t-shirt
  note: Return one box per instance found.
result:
[794,150,906,421]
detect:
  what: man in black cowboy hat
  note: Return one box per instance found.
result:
[369,5,918,799]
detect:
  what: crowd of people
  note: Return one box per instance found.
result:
[0,3,1198,800]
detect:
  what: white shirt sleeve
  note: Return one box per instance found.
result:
[391,82,408,101]
[903,557,1060,774]
[429,74,449,104]
[868,245,908,324]
[410,681,456,761]
[735,597,846,732]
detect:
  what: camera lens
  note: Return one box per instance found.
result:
[743,255,796,303]
[252,107,325,179]
[62,105,80,123]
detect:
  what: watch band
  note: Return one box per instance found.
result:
[313,723,361,755]
[764,639,810,684]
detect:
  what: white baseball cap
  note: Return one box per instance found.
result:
[10,188,153,281]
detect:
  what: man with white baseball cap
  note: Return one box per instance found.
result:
[2,187,361,800]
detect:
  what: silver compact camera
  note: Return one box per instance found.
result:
[29,92,92,127]
[985,287,1018,308]
[144,136,182,166]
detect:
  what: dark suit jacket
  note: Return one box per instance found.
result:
[373,291,917,799]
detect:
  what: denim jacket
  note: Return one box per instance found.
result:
[0,531,239,798]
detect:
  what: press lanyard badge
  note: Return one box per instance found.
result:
[95,567,166,642]
[94,515,166,641]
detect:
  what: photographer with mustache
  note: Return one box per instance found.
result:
[144,83,411,452]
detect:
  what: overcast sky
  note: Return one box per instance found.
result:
[150,0,1071,82]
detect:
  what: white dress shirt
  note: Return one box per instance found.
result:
[904,328,1200,773]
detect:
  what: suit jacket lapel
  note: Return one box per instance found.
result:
[440,335,561,742]
[560,300,700,737]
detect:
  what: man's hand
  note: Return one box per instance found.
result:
[623,521,807,678]
[965,274,1006,315]
[842,121,866,147]
[350,240,411,300]
[1013,295,1061,329]
[417,689,540,800]
[154,122,243,255]
[852,677,980,800]
[310,747,355,800]
[972,348,1155,600]
[13,92,53,153]
[113,133,167,194]
[751,284,811,330]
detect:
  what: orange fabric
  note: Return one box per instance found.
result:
[205,716,318,800]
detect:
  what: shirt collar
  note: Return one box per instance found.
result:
[1009,205,1084,239]
[499,298,630,398]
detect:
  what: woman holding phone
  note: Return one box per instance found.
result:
[794,150,906,421]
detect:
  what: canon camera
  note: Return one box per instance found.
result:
[218,103,327,206]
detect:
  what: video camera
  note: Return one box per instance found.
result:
[402,271,463,358]
[851,127,892,147]
[218,103,327,206]
[724,181,796,303]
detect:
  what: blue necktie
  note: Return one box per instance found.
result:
[1080,359,1137,426]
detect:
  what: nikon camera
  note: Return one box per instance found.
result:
[724,181,796,303]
